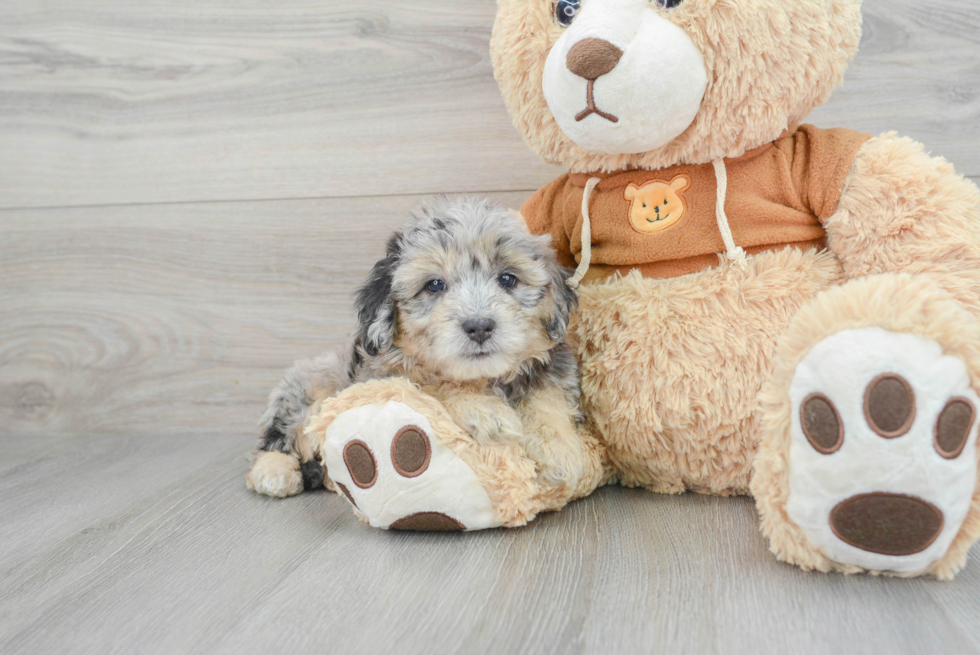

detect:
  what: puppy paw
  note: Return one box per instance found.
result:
[449,402,524,447]
[318,401,501,531]
[533,441,585,488]
[247,451,305,498]
[787,327,979,574]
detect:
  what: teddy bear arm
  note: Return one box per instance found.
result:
[824,132,980,318]
[520,175,577,269]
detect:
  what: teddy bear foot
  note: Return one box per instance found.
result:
[319,401,502,532]
[754,274,980,578]
[785,327,979,575]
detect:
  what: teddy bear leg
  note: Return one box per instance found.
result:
[305,378,551,531]
[320,401,501,531]
[753,273,980,578]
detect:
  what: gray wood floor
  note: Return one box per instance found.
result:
[1,1,979,653]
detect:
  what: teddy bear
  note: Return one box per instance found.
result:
[489,0,980,579]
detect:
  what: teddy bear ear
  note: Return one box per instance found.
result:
[670,176,690,193]
[624,183,639,200]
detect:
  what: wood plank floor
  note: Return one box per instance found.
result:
[2,432,980,655]
[1,0,979,653]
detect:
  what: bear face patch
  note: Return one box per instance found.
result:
[624,175,690,234]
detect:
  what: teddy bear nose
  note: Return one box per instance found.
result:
[566,38,624,80]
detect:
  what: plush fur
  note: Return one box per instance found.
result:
[490,0,980,577]
[574,247,843,495]
[825,133,980,319]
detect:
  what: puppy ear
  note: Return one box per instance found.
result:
[354,235,401,356]
[545,260,578,343]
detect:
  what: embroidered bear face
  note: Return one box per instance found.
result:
[491,0,862,172]
[624,175,691,234]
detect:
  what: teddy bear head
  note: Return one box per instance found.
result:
[491,0,862,173]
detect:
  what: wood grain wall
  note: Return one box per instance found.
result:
[1,0,978,438]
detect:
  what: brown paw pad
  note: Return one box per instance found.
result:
[801,393,843,454]
[935,398,976,460]
[391,426,431,478]
[830,493,944,556]
[864,373,915,439]
[343,440,378,489]
[389,512,466,531]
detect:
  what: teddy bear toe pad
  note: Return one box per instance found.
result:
[321,402,501,532]
[787,327,979,574]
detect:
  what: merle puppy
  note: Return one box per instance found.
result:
[247,195,585,498]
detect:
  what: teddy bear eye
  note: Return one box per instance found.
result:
[553,0,581,27]
[655,0,683,8]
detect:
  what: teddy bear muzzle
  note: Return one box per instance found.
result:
[542,0,708,155]
[566,38,624,124]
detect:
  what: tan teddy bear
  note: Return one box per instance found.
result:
[491,0,980,578]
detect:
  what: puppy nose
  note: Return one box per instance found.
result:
[462,318,496,344]
[566,38,624,80]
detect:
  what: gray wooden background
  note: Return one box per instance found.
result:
[1,1,979,653]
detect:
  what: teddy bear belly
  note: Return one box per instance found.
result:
[572,246,845,496]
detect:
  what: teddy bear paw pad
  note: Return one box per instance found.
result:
[787,327,979,573]
[320,401,501,531]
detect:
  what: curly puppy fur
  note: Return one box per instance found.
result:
[248,196,582,497]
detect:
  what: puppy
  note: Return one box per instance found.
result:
[248,195,584,498]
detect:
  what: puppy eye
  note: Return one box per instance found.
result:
[498,273,519,288]
[425,279,447,293]
[552,0,580,27]
[655,0,683,8]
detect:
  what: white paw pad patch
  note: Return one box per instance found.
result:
[320,401,501,531]
[788,328,979,573]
